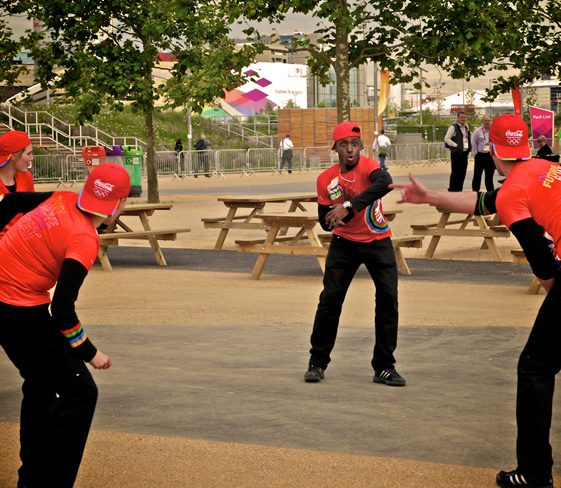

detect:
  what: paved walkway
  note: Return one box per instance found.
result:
[1,168,559,487]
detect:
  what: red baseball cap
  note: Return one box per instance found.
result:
[0,130,32,168]
[77,163,131,218]
[489,114,532,161]
[332,121,362,149]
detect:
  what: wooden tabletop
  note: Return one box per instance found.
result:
[121,203,173,214]
[256,212,319,225]
[217,193,317,204]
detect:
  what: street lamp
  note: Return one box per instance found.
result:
[419,66,427,126]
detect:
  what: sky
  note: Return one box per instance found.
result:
[228,13,320,38]
[8,13,319,39]
[6,13,517,100]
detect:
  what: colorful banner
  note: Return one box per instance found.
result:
[377,70,390,130]
[511,87,522,115]
[529,106,554,148]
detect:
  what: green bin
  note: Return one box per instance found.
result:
[123,145,143,197]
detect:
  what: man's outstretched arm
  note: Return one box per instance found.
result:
[390,175,478,213]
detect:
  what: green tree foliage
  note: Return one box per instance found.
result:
[6,0,258,202]
[400,0,561,99]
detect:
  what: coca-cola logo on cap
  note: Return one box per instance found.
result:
[505,129,524,145]
[93,179,115,199]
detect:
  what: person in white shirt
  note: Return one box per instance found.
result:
[470,115,495,191]
[279,134,294,174]
[444,111,471,191]
[373,130,391,170]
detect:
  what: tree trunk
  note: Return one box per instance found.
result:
[145,104,160,203]
[334,13,351,122]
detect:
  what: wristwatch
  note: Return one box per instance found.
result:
[343,200,353,210]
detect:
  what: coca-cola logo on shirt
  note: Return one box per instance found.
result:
[505,129,524,145]
[93,179,115,199]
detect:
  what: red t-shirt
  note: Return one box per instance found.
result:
[317,156,392,242]
[0,171,35,239]
[0,192,99,307]
[497,158,561,256]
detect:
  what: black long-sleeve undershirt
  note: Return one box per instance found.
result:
[0,191,53,230]
[509,218,559,280]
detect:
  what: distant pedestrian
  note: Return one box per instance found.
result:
[536,135,553,158]
[279,134,294,174]
[174,138,185,174]
[444,111,471,191]
[373,129,391,170]
[471,115,495,191]
[195,134,211,177]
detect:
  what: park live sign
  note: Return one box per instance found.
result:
[529,106,554,148]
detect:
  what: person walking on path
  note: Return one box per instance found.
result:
[373,129,391,170]
[0,130,35,239]
[304,121,405,387]
[391,114,559,488]
[174,138,185,175]
[0,163,130,488]
[195,134,211,177]
[279,134,294,174]
[471,115,495,191]
[444,111,471,191]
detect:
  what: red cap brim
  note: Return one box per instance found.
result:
[77,190,120,218]
[492,142,532,161]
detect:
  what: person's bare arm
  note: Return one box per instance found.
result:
[390,174,478,213]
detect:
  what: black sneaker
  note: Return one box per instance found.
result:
[496,469,553,488]
[373,368,406,386]
[304,364,325,383]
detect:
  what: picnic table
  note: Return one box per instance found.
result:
[202,192,318,249]
[97,203,191,271]
[235,209,423,279]
[411,208,510,261]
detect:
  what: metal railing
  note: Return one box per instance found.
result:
[209,118,276,148]
[0,104,146,153]
[31,142,450,185]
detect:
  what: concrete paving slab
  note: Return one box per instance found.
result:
[1,323,560,475]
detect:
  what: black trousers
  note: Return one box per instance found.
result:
[280,149,293,173]
[471,152,495,191]
[515,275,561,479]
[448,150,470,192]
[0,302,98,488]
[196,152,210,175]
[309,235,399,372]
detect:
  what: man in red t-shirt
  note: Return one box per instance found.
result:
[392,114,559,488]
[304,121,406,387]
[0,163,130,488]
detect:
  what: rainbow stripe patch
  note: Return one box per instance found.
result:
[364,200,389,233]
[61,322,88,348]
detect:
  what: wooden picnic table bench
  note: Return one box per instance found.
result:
[203,193,318,249]
[235,210,421,279]
[411,208,510,261]
[97,203,191,271]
